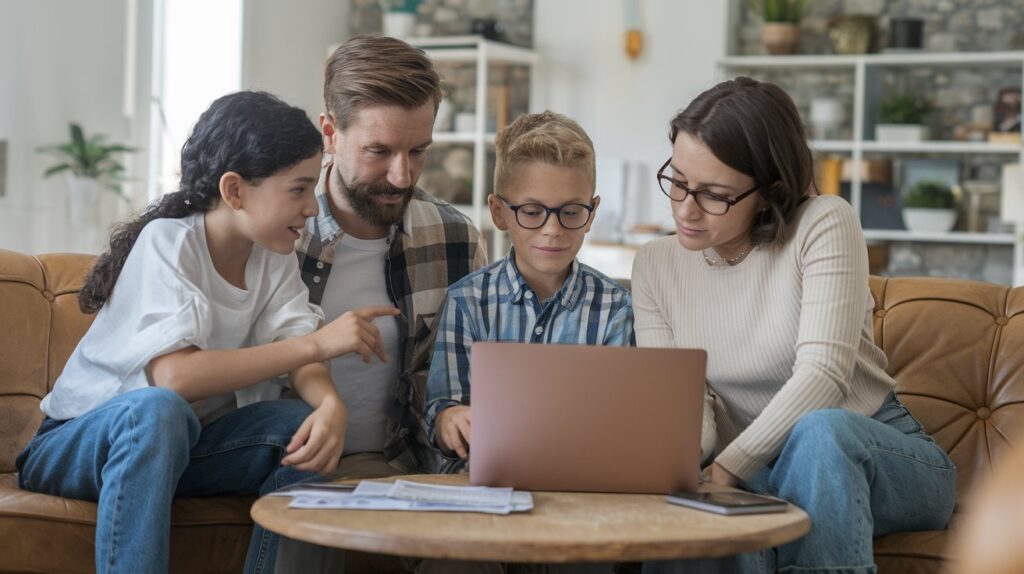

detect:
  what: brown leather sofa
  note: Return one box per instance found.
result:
[0,250,402,574]
[1,248,1021,573]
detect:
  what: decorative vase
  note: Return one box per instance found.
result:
[888,17,924,51]
[902,208,957,233]
[383,11,416,39]
[66,174,108,253]
[66,174,101,229]
[829,15,875,55]
[810,97,844,140]
[761,23,800,55]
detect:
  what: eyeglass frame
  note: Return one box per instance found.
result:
[495,195,596,230]
[656,158,762,216]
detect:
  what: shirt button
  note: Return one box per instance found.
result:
[534,326,544,336]
[313,276,322,284]
[525,291,534,299]
[316,261,324,269]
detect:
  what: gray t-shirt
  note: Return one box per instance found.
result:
[320,233,400,455]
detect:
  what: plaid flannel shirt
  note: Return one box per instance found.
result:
[296,162,487,473]
[424,253,635,471]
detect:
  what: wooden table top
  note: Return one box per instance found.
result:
[251,475,810,563]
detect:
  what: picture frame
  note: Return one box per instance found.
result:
[898,158,961,195]
[993,87,1022,134]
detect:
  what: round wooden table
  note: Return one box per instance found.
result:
[252,474,810,563]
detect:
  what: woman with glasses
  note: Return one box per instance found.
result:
[634,77,956,574]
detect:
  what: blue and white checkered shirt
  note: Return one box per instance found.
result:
[425,251,635,455]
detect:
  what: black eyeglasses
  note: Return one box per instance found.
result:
[496,195,595,230]
[656,159,761,216]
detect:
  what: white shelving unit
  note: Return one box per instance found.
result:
[720,51,1024,285]
[410,36,539,258]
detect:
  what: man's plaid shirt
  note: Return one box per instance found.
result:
[295,162,487,472]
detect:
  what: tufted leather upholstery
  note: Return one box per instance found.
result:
[869,275,1024,573]
[1,249,1020,572]
[0,249,406,574]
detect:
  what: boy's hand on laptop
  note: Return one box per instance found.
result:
[313,306,400,363]
[437,405,472,459]
[706,462,739,488]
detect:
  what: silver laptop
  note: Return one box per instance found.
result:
[469,342,706,494]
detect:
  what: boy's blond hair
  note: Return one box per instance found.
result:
[494,111,596,196]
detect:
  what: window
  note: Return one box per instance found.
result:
[148,0,243,201]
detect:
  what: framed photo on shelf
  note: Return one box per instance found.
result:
[898,158,961,195]
[990,87,1022,144]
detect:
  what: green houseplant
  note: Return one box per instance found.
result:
[876,93,933,142]
[902,180,958,233]
[37,123,134,198]
[37,123,135,248]
[751,0,806,54]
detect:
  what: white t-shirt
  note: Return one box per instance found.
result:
[41,213,323,422]
[319,233,400,455]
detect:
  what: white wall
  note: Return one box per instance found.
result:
[0,0,348,255]
[0,0,133,254]
[242,0,350,121]
[534,0,729,229]
[1,0,724,257]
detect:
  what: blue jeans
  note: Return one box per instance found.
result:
[644,393,956,574]
[15,387,319,574]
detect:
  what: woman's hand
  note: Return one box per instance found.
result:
[436,405,472,459]
[705,462,740,488]
[282,395,347,475]
[311,306,400,363]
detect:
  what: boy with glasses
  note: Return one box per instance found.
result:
[425,111,635,470]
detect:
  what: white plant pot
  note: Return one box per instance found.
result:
[383,12,416,39]
[876,124,930,143]
[902,208,957,233]
[66,175,101,229]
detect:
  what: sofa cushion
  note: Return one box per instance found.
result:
[869,276,1024,511]
[0,472,254,573]
[0,251,96,473]
[874,530,951,574]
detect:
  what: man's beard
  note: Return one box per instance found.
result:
[337,171,414,227]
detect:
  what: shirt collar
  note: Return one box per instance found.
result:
[501,249,583,309]
[309,161,409,248]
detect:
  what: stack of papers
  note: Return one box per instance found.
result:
[273,479,533,514]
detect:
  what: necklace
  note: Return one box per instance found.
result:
[702,242,755,267]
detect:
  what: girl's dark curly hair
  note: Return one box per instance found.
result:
[669,76,817,246]
[78,90,323,313]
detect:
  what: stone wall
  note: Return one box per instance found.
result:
[734,0,1023,284]
[736,0,1024,56]
[350,0,533,47]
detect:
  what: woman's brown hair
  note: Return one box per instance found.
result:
[669,76,816,245]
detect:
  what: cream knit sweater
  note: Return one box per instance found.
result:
[631,195,894,481]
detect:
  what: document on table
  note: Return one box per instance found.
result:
[280,479,533,514]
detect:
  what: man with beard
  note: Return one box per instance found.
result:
[295,35,488,480]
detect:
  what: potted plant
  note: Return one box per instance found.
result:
[902,180,958,233]
[37,123,134,233]
[876,93,933,142]
[751,0,805,55]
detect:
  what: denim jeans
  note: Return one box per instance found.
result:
[15,386,319,574]
[644,392,957,574]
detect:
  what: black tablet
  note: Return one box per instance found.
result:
[667,491,789,515]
